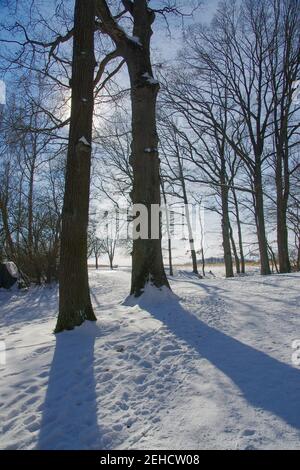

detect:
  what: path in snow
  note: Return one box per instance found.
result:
[0,269,300,449]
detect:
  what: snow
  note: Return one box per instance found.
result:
[4,262,19,278]
[0,269,300,449]
[115,26,142,47]
[129,36,142,46]
[78,136,91,147]
[142,73,159,85]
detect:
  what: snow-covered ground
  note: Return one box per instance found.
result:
[0,268,300,450]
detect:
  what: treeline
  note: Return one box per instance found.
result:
[0,90,64,283]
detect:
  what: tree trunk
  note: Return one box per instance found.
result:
[55,0,97,333]
[128,44,169,297]
[229,223,240,274]
[277,200,290,273]
[232,187,245,273]
[129,79,169,294]
[254,170,271,275]
[27,161,35,260]
[198,202,205,277]
[176,148,198,275]
[95,255,99,270]
[95,1,169,296]
[0,199,15,259]
[186,213,199,275]
[221,180,234,278]
[161,179,173,276]
[167,238,173,276]
[275,149,291,273]
[199,248,205,277]
[0,166,15,260]
[268,244,279,274]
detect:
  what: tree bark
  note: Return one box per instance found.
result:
[0,199,15,259]
[0,165,15,259]
[175,147,198,275]
[27,166,34,259]
[268,244,279,274]
[126,6,169,295]
[220,175,234,278]
[95,1,169,296]
[275,147,291,273]
[129,76,169,294]
[229,223,240,274]
[161,179,173,276]
[55,0,97,333]
[254,170,271,275]
[232,186,245,273]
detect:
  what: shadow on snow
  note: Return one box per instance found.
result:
[37,321,102,449]
[137,288,300,431]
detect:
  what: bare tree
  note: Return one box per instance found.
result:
[55,0,97,332]
[268,0,300,272]
[95,0,170,295]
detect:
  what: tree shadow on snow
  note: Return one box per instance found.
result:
[139,292,300,431]
[37,322,102,449]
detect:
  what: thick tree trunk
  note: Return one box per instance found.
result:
[221,180,234,278]
[94,1,170,295]
[129,77,169,294]
[95,1,169,296]
[55,0,97,333]
[254,170,271,275]
[126,15,169,296]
